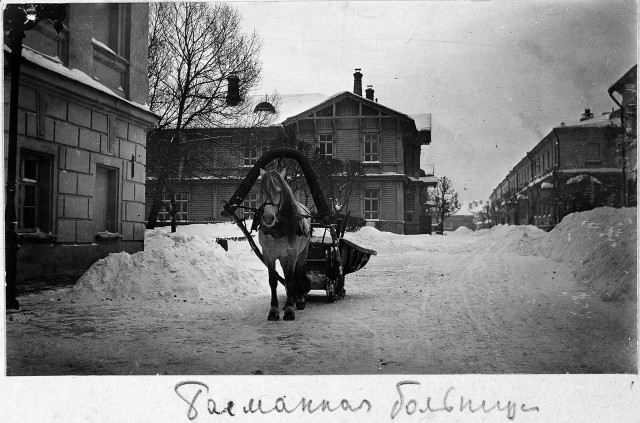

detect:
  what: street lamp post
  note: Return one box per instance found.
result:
[3,4,66,310]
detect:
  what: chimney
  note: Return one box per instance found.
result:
[365,85,374,101]
[580,108,593,121]
[353,68,362,96]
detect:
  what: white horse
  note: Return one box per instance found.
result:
[257,169,311,321]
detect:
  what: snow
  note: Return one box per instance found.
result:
[538,207,637,300]
[51,224,267,304]
[14,43,153,114]
[22,207,637,308]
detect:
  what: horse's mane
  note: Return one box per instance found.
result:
[260,170,301,237]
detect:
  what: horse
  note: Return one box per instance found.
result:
[257,168,311,321]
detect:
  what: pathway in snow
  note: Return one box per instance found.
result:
[5,210,637,375]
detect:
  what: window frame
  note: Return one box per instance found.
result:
[18,151,52,233]
[363,189,380,220]
[318,133,334,159]
[159,192,189,222]
[363,132,380,163]
[243,139,264,167]
[585,143,601,163]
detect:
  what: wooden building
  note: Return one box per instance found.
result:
[3,4,158,280]
[146,70,437,234]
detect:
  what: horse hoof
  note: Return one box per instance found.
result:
[296,301,305,310]
[268,308,280,321]
[283,307,295,321]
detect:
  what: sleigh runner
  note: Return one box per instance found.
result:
[222,148,376,309]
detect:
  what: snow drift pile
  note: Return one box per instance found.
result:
[471,224,547,256]
[67,229,266,302]
[343,225,433,254]
[538,207,637,301]
[51,206,635,304]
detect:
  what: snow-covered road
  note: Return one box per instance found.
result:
[5,207,637,375]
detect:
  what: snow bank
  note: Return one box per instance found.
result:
[64,229,266,303]
[471,224,547,255]
[450,226,474,235]
[343,226,432,254]
[538,207,637,301]
[154,221,252,239]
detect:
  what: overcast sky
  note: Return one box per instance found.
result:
[233,0,637,205]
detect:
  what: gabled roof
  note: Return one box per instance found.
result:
[608,64,637,95]
[281,91,423,132]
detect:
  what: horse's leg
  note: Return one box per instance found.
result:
[295,242,310,310]
[281,258,297,321]
[267,267,279,321]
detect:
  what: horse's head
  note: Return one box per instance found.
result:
[259,168,289,229]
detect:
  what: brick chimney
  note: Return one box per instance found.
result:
[353,69,362,96]
[580,108,594,121]
[365,85,374,101]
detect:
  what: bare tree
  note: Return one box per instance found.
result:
[146,2,268,230]
[428,176,461,234]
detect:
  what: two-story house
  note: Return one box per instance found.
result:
[146,70,436,234]
[3,3,158,282]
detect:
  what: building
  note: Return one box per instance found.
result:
[490,109,624,230]
[490,65,637,230]
[146,70,437,234]
[608,65,637,207]
[3,4,158,281]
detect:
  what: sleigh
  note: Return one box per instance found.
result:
[222,147,376,302]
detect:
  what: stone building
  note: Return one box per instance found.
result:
[490,109,625,230]
[3,3,158,280]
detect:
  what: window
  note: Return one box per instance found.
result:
[586,143,600,163]
[364,189,380,220]
[18,152,52,232]
[364,133,379,162]
[244,192,258,217]
[95,166,118,232]
[546,151,551,169]
[243,141,263,167]
[318,134,334,158]
[159,192,189,222]
[93,3,128,56]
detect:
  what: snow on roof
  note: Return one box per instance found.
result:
[276,93,330,122]
[9,44,153,114]
[408,114,432,131]
[559,113,620,129]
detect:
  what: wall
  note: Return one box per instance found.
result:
[5,3,157,280]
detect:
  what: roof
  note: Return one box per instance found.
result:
[408,114,432,131]
[559,113,620,128]
[276,93,330,122]
[281,91,423,131]
[608,64,637,94]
